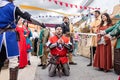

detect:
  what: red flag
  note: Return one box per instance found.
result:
[70,4,73,8]
[59,1,63,6]
[95,8,97,9]
[75,5,78,8]
[84,6,87,9]
[54,0,57,4]
[92,8,94,10]
[65,3,68,7]
[98,8,100,10]
[80,6,82,9]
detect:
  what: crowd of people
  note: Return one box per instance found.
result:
[86,10,120,75]
[0,0,120,80]
[84,10,120,75]
[0,0,43,80]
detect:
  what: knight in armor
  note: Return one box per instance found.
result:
[0,0,41,80]
[46,25,72,77]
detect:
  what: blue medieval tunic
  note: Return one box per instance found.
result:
[0,1,19,58]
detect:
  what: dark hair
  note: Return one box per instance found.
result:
[100,13,112,27]
[22,20,28,27]
[63,16,69,21]
[94,10,100,15]
[55,24,62,29]
[41,23,46,28]
[8,0,14,2]
[34,30,37,32]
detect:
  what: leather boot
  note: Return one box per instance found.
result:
[9,67,18,80]
[87,47,96,66]
[87,53,92,66]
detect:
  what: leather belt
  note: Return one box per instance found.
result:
[0,28,15,34]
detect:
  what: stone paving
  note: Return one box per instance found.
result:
[34,55,119,80]
[0,56,39,80]
[0,55,119,80]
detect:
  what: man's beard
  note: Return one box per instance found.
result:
[56,33,62,38]
[65,22,69,24]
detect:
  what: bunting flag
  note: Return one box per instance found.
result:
[70,4,73,8]
[84,6,87,9]
[20,4,95,19]
[59,1,63,6]
[33,15,82,19]
[75,5,78,8]
[54,0,57,4]
[80,6,82,9]
[48,0,100,10]
[91,7,94,10]
[98,8,100,10]
[32,13,94,19]
[65,3,68,7]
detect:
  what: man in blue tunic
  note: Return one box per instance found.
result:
[0,0,41,80]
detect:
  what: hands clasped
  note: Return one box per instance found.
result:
[57,38,64,44]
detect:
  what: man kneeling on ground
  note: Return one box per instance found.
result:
[46,25,72,77]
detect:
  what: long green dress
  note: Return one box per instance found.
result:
[38,29,44,57]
